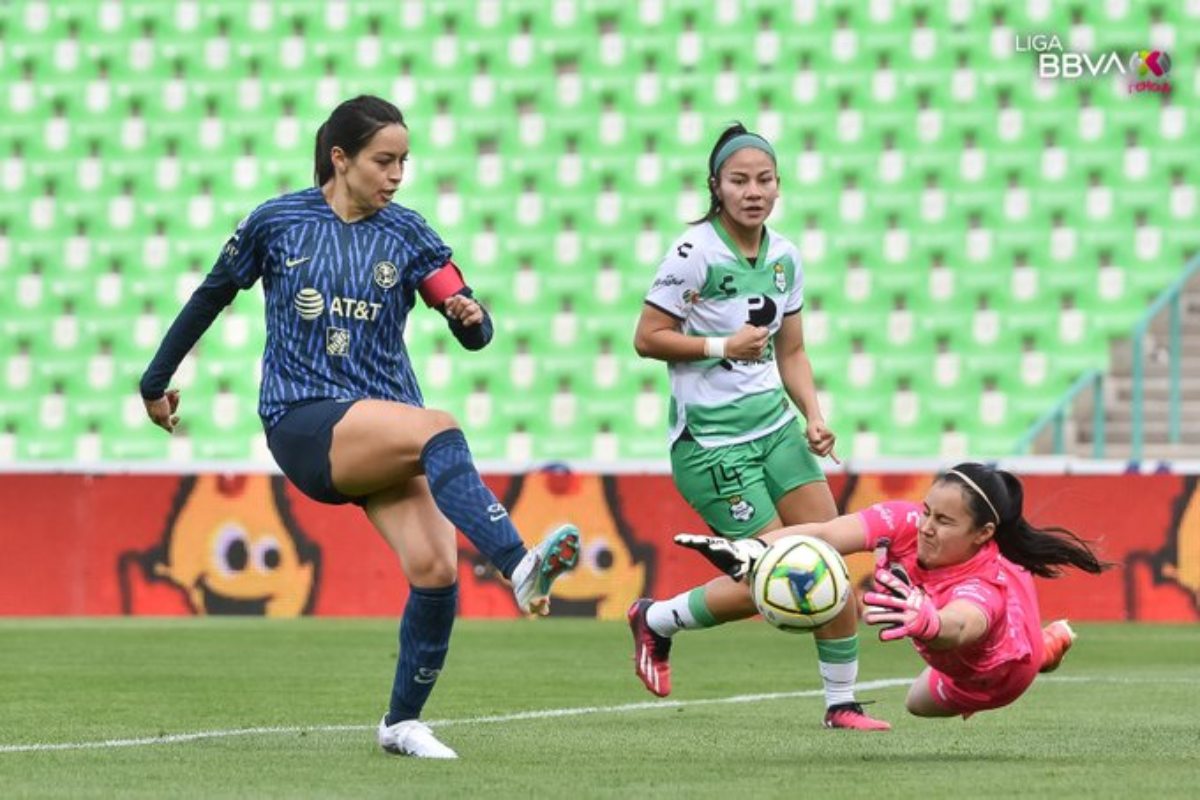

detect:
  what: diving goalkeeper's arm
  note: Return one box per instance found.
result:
[674,511,875,581]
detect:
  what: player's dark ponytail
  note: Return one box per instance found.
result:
[690,122,751,225]
[313,95,406,186]
[941,463,1110,579]
[313,122,332,186]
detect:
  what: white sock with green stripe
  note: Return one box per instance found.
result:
[815,635,859,708]
[646,588,720,638]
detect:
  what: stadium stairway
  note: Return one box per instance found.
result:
[1065,271,1200,460]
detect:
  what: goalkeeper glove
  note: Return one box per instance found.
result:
[863,566,942,642]
[673,534,767,582]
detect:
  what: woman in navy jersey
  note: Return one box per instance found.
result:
[141,95,579,759]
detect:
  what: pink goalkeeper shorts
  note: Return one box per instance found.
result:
[926,659,1041,716]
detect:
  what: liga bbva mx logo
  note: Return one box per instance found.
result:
[1024,36,1171,92]
[1130,49,1171,78]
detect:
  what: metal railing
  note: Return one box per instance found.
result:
[1014,370,1105,457]
[1015,254,1200,459]
[1130,254,1200,461]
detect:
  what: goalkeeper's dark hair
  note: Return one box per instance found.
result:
[690,121,752,224]
[314,95,406,186]
[939,462,1110,579]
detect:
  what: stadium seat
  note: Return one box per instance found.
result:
[4,1,1192,463]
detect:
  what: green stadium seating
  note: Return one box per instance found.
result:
[4,0,1194,462]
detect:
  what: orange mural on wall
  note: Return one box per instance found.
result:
[465,466,653,619]
[0,470,1197,622]
[118,475,321,616]
[1124,476,1200,622]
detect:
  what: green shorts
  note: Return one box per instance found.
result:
[670,418,826,539]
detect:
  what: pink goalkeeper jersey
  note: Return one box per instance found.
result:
[858,501,1043,682]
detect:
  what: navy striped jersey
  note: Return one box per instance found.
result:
[220,187,451,430]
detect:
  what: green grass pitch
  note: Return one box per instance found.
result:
[1,619,1197,799]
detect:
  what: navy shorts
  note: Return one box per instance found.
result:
[266,399,361,506]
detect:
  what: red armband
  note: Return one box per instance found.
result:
[418,261,467,307]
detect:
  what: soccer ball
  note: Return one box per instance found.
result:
[750,535,851,633]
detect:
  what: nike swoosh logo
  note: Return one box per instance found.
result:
[285,256,310,267]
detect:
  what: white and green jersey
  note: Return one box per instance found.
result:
[644,220,805,448]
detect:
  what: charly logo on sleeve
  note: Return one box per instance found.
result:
[651,274,686,289]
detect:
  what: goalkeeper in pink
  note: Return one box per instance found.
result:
[678,463,1107,718]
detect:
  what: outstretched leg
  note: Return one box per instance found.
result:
[665,528,889,727]
[629,531,768,698]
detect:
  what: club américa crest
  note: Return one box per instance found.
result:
[373,261,398,289]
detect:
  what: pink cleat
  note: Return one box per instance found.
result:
[627,599,672,697]
[823,702,892,731]
[1039,619,1077,673]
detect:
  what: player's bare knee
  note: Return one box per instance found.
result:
[904,684,926,715]
[408,558,458,588]
[373,409,460,472]
[423,409,459,438]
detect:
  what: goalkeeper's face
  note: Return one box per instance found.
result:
[338,123,409,213]
[714,148,779,231]
[915,482,996,570]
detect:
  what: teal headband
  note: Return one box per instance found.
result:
[711,133,777,175]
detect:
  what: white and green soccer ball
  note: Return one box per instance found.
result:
[750,535,851,633]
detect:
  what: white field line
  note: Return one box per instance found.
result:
[0,675,1190,754]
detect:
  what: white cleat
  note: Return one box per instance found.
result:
[377,716,458,759]
[511,524,580,615]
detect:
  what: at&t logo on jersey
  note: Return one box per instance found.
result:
[331,297,383,320]
[294,288,324,320]
[293,288,383,322]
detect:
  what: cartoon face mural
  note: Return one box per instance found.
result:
[119,475,320,616]
[502,467,653,619]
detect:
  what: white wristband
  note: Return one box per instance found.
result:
[703,337,727,359]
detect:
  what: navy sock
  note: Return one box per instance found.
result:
[387,583,458,725]
[420,429,527,578]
